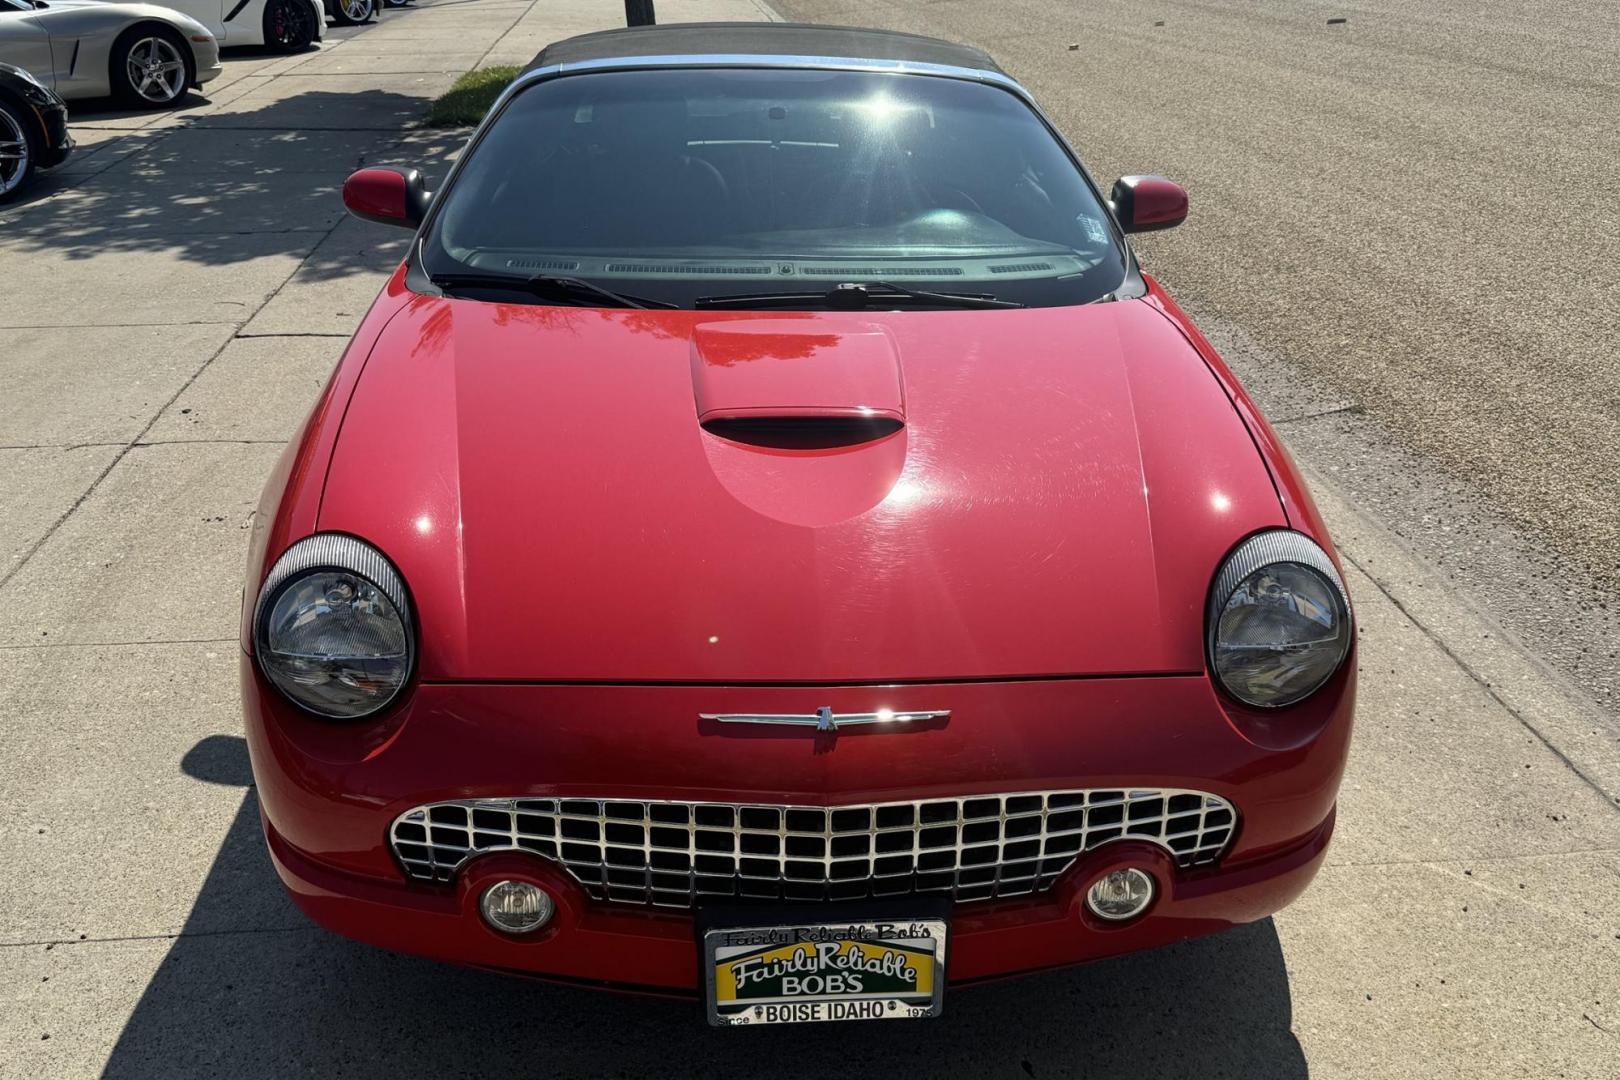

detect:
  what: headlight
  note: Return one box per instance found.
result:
[1207,530,1352,708]
[253,534,414,719]
[12,67,56,106]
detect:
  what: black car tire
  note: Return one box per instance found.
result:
[383,0,408,7]
[0,95,41,204]
[109,26,195,109]
[264,0,319,53]
[328,0,378,25]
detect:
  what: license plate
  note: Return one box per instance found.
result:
[703,919,947,1026]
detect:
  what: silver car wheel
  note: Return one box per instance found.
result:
[126,37,187,104]
[343,0,373,18]
[0,106,30,197]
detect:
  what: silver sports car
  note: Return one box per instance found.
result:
[0,0,223,108]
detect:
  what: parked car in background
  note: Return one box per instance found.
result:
[102,0,325,53]
[0,59,70,200]
[322,0,375,28]
[0,0,221,107]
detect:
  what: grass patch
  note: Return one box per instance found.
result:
[423,66,519,127]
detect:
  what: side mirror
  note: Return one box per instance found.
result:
[1110,175,1188,233]
[342,167,431,229]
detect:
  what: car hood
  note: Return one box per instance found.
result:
[318,296,1285,682]
[36,2,212,35]
[37,0,178,9]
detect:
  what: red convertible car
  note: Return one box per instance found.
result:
[242,23,1355,1026]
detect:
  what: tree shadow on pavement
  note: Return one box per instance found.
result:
[102,735,1309,1080]
[1,88,464,285]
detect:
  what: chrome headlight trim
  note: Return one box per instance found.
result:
[1206,529,1353,708]
[253,533,415,718]
[1208,530,1349,619]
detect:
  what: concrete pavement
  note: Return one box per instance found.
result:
[1,1,1616,1077]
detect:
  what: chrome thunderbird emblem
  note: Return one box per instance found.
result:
[698,706,951,732]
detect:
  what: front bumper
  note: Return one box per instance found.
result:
[269,807,1334,992]
[36,101,72,169]
[245,657,1353,991]
[183,22,223,87]
[193,49,223,87]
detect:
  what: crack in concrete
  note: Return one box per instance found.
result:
[0,321,240,330]
[0,442,124,452]
[1,439,284,451]
[0,637,237,651]
[277,69,481,76]
[473,0,544,69]
[1270,404,1365,426]
[1339,546,1619,813]
[1419,857,1620,925]
[233,332,354,339]
[2,926,316,950]
[131,440,289,447]
[1326,846,1620,869]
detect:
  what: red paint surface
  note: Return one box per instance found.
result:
[243,250,1356,989]
[690,319,906,425]
[268,809,1334,990]
[303,295,1282,682]
[340,168,409,224]
[1126,177,1190,230]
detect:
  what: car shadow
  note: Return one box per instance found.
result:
[63,94,215,123]
[99,735,1309,1079]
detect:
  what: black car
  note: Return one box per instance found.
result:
[0,61,71,203]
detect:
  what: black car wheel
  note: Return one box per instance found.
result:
[110,27,194,109]
[264,0,319,53]
[0,96,40,202]
[329,0,377,25]
[383,0,408,7]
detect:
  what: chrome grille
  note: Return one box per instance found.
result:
[389,789,1236,909]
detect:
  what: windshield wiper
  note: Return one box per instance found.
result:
[696,281,1024,310]
[428,272,675,310]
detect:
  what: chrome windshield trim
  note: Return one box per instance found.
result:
[528,52,1019,84]
[497,53,1031,113]
[699,707,951,732]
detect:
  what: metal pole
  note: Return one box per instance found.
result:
[625,0,656,26]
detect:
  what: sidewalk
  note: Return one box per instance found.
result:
[0,2,1614,1076]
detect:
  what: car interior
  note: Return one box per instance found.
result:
[446,70,1115,265]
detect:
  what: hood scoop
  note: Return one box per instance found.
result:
[691,321,904,448]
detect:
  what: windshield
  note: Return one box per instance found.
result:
[420,67,1127,309]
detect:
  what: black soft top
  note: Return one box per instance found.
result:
[523,22,1005,78]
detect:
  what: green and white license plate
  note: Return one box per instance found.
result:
[704,919,947,1026]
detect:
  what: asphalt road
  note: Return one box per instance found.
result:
[768,0,1620,714]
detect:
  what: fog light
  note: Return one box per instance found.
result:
[479,880,554,934]
[1085,867,1155,921]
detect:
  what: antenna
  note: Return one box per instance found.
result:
[625,1,655,25]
